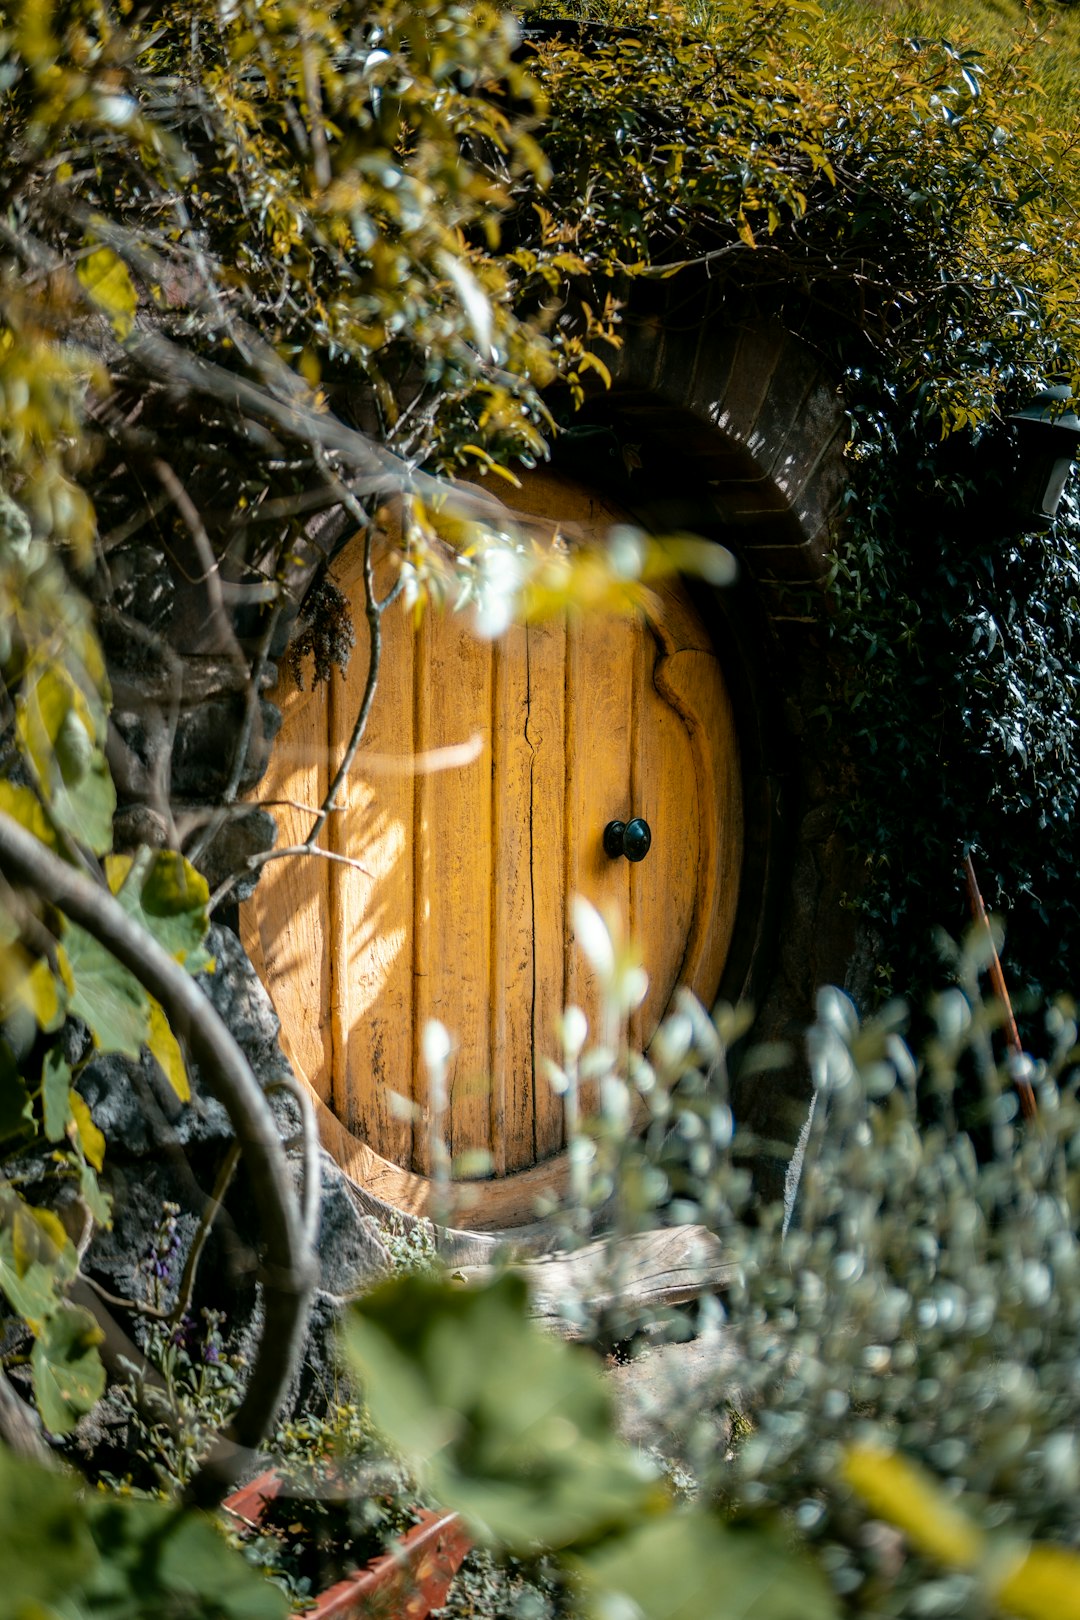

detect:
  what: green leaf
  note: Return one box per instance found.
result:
[0,943,65,1031]
[0,1203,76,1329]
[31,1303,106,1435]
[16,662,115,855]
[0,780,61,853]
[85,1496,290,1619]
[0,1449,285,1619]
[41,1047,72,1142]
[0,1446,98,1612]
[80,1159,112,1226]
[12,1202,69,1273]
[0,1041,36,1152]
[0,1250,63,1327]
[77,245,137,339]
[69,1090,105,1171]
[62,925,151,1058]
[147,994,191,1101]
[343,1274,663,1552]
[573,1512,837,1620]
[106,850,214,974]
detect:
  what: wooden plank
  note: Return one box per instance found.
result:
[327,540,415,1167]
[565,610,634,1107]
[655,650,743,1005]
[527,613,567,1162]
[413,604,493,1172]
[239,665,333,1104]
[630,624,699,1050]
[490,625,535,1175]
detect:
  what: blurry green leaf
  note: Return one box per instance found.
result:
[106,851,214,974]
[437,250,493,356]
[147,995,191,1102]
[0,1042,35,1152]
[0,1447,285,1619]
[77,246,137,339]
[41,1047,72,1143]
[343,1274,662,1551]
[1,944,64,1031]
[644,536,737,588]
[0,1446,98,1612]
[62,925,150,1058]
[0,781,61,853]
[0,1202,76,1328]
[842,1446,982,1568]
[79,1160,112,1226]
[12,1202,69,1274]
[68,1091,105,1171]
[31,1304,105,1435]
[0,1250,62,1327]
[84,1496,290,1619]
[16,663,114,855]
[574,1512,836,1620]
[994,1542,1080,1620]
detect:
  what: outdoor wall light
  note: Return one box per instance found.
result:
[1008,384,1080,524]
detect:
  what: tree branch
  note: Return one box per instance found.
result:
[0,811,317,1507]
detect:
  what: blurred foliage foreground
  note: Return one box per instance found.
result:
[6,929,1080,1618]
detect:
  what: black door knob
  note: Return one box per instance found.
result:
[603,817,652,862]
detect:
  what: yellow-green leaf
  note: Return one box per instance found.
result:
[31,1305,105,1435]
[16,663,115,855]
[12,1203,67,1276]
[994,1542,1080,1620]
[841,1446,983,1569]
[106,851,213,973]
[68,1091,105,1171]
[0,944,64,1031]
[0,782,60,853]
[77,246,137,340]
[147,996,190,1102]
[61,927,150,1058]
[41,1047,72,1142]
[79,1162,112,1227]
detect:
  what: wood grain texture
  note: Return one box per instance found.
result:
[242,469,745,1226]
[239,665,333,1104]
[413,605,493,1171]
[329,541,415,1166]
[491,625,535,1175]
[565,609,633,1092]
[655,649,742,1003]
[630,624,698,1050]
[527,614,567,1161]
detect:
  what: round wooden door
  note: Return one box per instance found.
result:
[241,469,742,1226]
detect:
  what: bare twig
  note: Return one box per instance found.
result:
[186,602,283,868]
[150,458,240,658]
[207,473,387,910]
[310,526,380,841]
[169,1141,243,1330]
[207,841,374,914]
[79,1272,170,1321]
[265,1074,322,1252]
